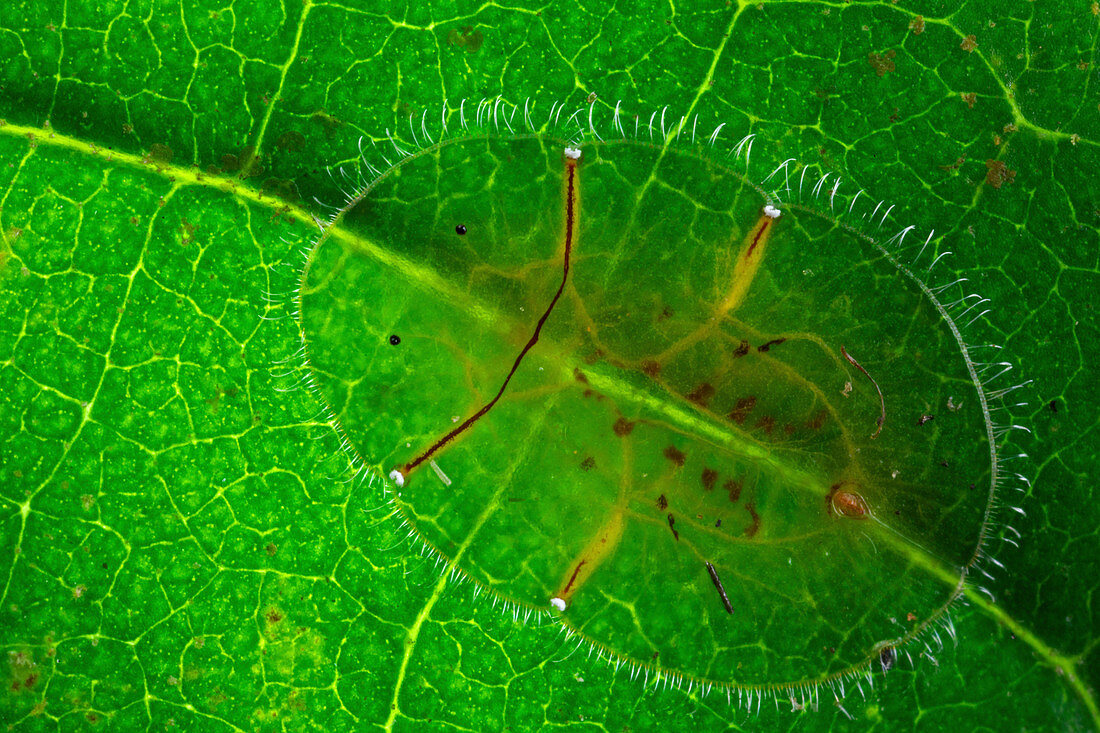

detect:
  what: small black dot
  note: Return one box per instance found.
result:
[455,224,467,235]
[389,334,400,346]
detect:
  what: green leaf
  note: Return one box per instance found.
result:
[1,1,1097,730]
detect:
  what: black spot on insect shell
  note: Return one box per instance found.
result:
[455,224,467,235]
[389,334,401,346]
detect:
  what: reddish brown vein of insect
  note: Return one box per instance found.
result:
[400,159,579,479]
[841,345,886,439]
[744,218,771,259]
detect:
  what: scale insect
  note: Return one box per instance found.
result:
[284,96,1027,709]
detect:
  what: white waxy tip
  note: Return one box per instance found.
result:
[388,469,405,488]
[563,147,582,160]
[550,597,567,612]
[763,204,782,219]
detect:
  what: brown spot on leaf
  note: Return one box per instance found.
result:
[985,160,1016,188]
[757,337,786,352]
[754,415,775,435]
[612,417,635,436]
[701,467,718,491]
[656,494,668,510]
[573,367,589,384]
[960,35,978,52]
[733,340,750,358]
[806,409,827,430]
[265,610,283,624]
[265,542,277,557]
[725,478,743,502]
[667,513,679,541]
[909,15,925,34]
[868,49,897,76]
[744,502,761,538]
[663,446,686,466]
[728,396,757,424]
[641,360,661,377]
[580,456,596,471]
[961,92,976,109]
[687,383,715,407]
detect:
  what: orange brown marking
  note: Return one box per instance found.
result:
[985,159,1016,188]
[832,490,869,519]
[826,482,869,519]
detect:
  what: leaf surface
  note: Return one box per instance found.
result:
[0,1,1097,730]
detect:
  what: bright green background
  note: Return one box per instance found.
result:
[0,1,1097,731]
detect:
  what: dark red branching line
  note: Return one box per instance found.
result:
[744,219,771,259]
[403,162,578,475]
[562,560,586,595]
[705,561,733,615]
[841,345,885,439]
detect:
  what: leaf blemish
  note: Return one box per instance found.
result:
[612,417,635,436]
